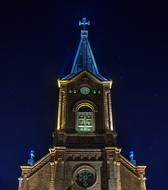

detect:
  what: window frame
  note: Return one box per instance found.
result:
[73,101,97,133]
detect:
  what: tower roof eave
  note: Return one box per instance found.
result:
[58,70,112,88]
[61,70,108,81]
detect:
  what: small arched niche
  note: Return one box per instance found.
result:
[75,103,95,133]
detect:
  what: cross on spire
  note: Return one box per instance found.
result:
[79,17,90,30]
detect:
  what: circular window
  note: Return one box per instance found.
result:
[80,87,90,95]
[74,168,96,188]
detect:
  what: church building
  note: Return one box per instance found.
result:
[18,18,147,190]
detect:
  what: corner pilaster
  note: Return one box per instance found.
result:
[137,166,147,190]
[105,147,121,190]
[49,148,57,190]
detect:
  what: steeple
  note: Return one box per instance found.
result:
[62,17,107,81]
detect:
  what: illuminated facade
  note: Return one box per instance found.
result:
[18,18,147,190]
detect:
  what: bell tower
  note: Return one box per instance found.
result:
[18,18,147,190]
[53,18,117,148]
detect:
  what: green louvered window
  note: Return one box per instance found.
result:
[76,106,95,132]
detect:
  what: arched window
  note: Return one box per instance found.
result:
[76,104,95,133]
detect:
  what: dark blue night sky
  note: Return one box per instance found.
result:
[0,0,168,189]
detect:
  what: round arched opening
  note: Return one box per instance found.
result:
[76,105,95,133]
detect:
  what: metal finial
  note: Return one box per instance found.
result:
[79,17,90,30]
[27,150,35,166]
[129,151,136,165]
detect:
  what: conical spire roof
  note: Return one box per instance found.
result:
[62,18,107,81]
